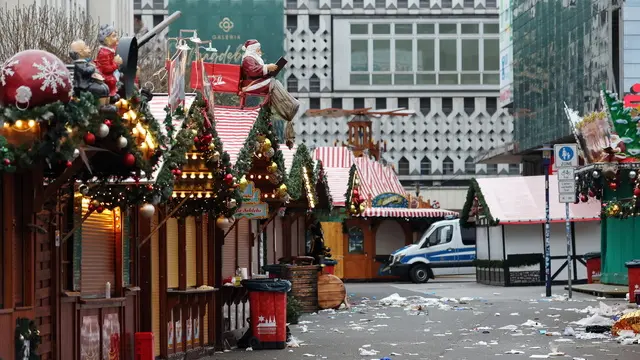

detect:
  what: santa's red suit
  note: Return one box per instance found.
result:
[240,40,272,94]
[94,46,119,96]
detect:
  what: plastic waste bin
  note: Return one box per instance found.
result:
[625,259,640,304]
[241,278,292,350]
[323,259,338,275]
[584,252,601,284]
[134,332,154,360]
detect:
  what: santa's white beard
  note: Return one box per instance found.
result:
[243,52,264,65]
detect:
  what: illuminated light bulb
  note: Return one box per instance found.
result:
[197,193,203,198]
[190,173,196,179]
[271,194,276,198]
[122,112,130,121]
[264,194,268,199]
[3,123,9,128]
[185,154,190,159]
[182,173,187,179]
[180,192,186,198]
[132,128,138,135]
[250,175,255,179]
[199,173,204,179]
[192,154,198,160]
[27,120,36,128]
[207,174,213,179]
[15,120,23,128]
[141,142,147,149]
[257,175,262,179]
[189,193,194,198]
[265,175,270,179]
[205,193,211,198]
[127,110,137,121]
[172,192,177,198]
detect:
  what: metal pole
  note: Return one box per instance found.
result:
[565,202,573,298]
[544,158,552,297]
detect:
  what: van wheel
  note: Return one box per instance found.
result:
[410,264,430,283]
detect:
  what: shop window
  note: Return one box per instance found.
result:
[332,97,343,109]
[398,97,409,109]
[376,98,387,109]
[487,163,498,175]
[420,97,431,114]
[310,97,321,109]
[286,15,297,33]
[354,97,365,109]
[348,227,365,254]
[465,156,476,174]
[398,157,410,175]
[420,157,431,175]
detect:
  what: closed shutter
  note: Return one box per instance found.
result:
[186,217,197,287]
[123,209,131,285]
[81,201,116,296]
[202,216,209,344]
[222,223,236,279]
[167,218,179,288]
[237,218,251,271]
[151,212,160,356]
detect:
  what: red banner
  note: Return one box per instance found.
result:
[190,61,240,94]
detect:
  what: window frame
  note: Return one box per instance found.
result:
[338,19,500,91]
[442,157,455,175]
[398,157,410,175]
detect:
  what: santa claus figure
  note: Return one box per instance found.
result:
[241,39,279,93]
[95,24,123,100]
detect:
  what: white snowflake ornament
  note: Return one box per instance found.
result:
[0,59,19,86]
[32,56,69,94]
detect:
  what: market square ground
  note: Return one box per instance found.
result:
[212,276,640,359]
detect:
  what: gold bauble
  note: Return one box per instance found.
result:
[609,204,621,216]
[238,176,249,190]
[359,204,366,213]
[90,199,100,208]
[262,138,272,152]
[279,184,288,192]
[212,151,220,161]
[350,204,356,212]
[267,162,278,173]
[354,178,360,186]
[208,143,216,150]
[257,134,267,142]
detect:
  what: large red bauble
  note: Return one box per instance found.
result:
[84,132,96,145]
[224,173,233,183]
[0,50,72,108]
[123,153,136,167]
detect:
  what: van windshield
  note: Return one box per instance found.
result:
[414,224,436,244]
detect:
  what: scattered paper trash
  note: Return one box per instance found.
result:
[505,349,525,354]
[359,347,379,356]
[245,347,253,351]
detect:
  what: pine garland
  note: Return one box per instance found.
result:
[313,160,333,210]
[460,178,499,227]
[576,167,640,219]
[286,143,316,202]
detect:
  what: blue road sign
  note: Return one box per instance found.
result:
[559,146,574,162]
[554,144,578,167]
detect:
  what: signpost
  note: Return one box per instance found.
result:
[554,144,578,298]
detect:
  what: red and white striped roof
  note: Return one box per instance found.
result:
[362,208,459,218]
[312,147,356,207]
[280,143,297,174]
[213,106,259,164]
[354,157,406,201]
[149,95,196,138]
[321,166,351,207]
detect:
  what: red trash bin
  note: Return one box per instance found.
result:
[322,259,338,275]
[242,279,291,350]
[584,252,601,284]
[625,260,640,304]
[134,332,154,360]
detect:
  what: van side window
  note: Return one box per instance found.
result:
[422,225,453,248]
[461,226,476,246]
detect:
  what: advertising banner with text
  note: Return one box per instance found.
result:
[169,0,285,65]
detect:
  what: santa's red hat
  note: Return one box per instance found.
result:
[242,39,260,52]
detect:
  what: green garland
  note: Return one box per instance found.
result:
[460,178,499,227]
[233,105,288,186]
[286,143,316,202]
[168,92,242,218]
[576,167,640,219]
[313,160,334,210]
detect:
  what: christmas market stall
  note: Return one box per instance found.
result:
[459,176,600,287]
[568,87,640,290]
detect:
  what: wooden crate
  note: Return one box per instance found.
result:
[286,265,320,313]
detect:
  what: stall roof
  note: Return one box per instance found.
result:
[362,207,458,218]
[281,143,297,173]
[354,157,406,200]
[475,175,600,224]
[313,147,356,207]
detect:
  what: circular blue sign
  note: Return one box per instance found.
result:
[558,146,575,162]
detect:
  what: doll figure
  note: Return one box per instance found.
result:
[95,24,123,100]
[69,40,116,113]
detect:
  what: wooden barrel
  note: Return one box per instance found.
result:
[287,265,320,313]
[317,274,346,310]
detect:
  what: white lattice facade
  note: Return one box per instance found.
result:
[284,0,516,203]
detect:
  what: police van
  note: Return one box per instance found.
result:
[385,218,476,283]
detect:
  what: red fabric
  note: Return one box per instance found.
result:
[628,267,640,304]
[241,57,270,94]
[249,291,287,344]
[323,265,335,275]
[95,47,119,96]
[135,333,155,360]
[244,39,259,48]
[586,258,601,284]
[189,62,240,94]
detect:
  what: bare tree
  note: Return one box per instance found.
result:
[0,4,99,62]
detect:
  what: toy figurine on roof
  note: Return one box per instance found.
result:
[241,39,299,149]
[95,24,123,102]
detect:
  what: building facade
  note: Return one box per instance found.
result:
[284,0,516,209]
[2,0,134,34]
[510,0,621,159]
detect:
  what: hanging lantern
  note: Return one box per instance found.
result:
[139,203,155,218]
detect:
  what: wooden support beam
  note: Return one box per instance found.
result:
[60,208,94,244]
[195,216,204,286]
[138,197,189,248]
[34,152,96,212]
[178,218,187,290]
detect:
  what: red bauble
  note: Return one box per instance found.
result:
[0,50,72,107]
[84,132,96,145]
[224,173,234,184]
[588,190,595,197]
[65,160,73,168]
[147,185,154,191]
[353,189,359,197]
[2,158,10,166]
[88,204,95,212]
[609,182,618,190]
[174,169,182,176]
[634,188,640,197]
[104,120,112,127]
[123,153,136,167]
[194,136,200,144]
[580,194,588,203]
[96,206,105,214]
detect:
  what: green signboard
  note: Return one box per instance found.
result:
[169,0,285,65]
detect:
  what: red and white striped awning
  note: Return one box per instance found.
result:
[213,106,259,164]
[280,143,297,174]
[314,146,355,168]
[354,157,406,201]
[362,207,459,218]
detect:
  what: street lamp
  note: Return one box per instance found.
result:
[539,144,554,297]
